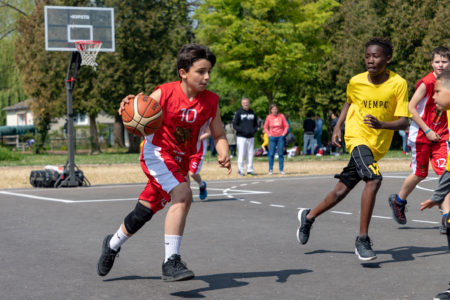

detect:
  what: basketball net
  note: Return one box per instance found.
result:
[75,40,102,70]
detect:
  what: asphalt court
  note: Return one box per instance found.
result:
[0,172,448,299]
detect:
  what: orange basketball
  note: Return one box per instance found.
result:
[121,94,163,136]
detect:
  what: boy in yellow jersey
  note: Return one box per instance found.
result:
[297,37,410,261]
[419,70,450,300]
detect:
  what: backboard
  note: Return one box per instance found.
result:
[45,6,115,52]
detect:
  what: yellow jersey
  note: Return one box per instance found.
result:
[345,70,410,161]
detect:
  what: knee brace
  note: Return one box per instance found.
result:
[124,202,154,234]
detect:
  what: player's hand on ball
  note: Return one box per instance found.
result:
[218,154,231,175]
[118,92,142,116]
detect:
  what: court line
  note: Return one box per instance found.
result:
[1,174,441,225]
[0,188,269,204]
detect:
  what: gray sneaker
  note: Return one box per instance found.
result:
[440,214,450,234]
[355,236,377,261]
[296,209,314,245]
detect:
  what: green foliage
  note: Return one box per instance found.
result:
[0,146,22,161]
[194,0,339,116]
[0,40,26,125]
[14,1,69,153]
[317,0,450,118]
[0,0,33,125]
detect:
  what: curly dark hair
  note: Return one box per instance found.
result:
[365,37,393,58]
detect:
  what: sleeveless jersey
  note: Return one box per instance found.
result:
[145,81,219,160]
[408,72,449,145]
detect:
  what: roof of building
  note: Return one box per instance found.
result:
[2,99,33,112]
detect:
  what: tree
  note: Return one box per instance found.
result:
[194,0,339,115]
[15,0,68,153]
[0,0,33,125]
[317,0,450,123]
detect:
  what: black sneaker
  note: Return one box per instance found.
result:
[296,209,314,245]
[434,283,450,300]
[162,254,195,282]
[355,236,377,261]
[97,234,120,276]
[388,194,407,224]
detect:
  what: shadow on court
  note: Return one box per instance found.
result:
[105,269,312,298]
[305,245,448,268]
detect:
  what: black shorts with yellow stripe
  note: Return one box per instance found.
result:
[334,145,383,189]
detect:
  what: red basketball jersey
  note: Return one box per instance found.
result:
[146,81,219,159]
[408,72,449,144]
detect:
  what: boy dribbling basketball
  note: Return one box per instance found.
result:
[97,44,231,281]
[296,37,410,261]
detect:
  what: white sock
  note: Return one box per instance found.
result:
[109,226,129,251]
[164,234,182,262]
[198,181,205,188]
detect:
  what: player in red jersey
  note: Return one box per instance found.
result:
[97,44,231,281]
[388,46,450,226]
[189,128,210,201]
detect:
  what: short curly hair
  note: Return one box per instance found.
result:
[365,37,393,58]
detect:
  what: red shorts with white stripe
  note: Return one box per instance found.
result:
[139,143,189,213]
[410,141,448,177]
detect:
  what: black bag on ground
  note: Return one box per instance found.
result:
[30,169,61,188]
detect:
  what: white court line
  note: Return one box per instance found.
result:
[0,191,73,203]
[331,211,352,215]
[1,174,440,225]
[384,175,438,192]
[270,204,285,208]
[412,219,439,224]
[0,188,269,204]
[373,215,392,220]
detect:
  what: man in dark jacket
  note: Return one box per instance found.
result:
[233,97,259,176]
[303,112,316,155]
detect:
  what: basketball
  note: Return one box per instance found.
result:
[122,94,163,136]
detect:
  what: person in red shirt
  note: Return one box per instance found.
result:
[264,104,289,175]
[388,46,450,226]
[97,44,231,282]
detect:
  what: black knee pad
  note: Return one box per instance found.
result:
[124,202,154,234]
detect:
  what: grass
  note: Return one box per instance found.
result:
[0,147,409,167]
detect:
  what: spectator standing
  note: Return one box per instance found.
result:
[330,112,338,154]
[303,112,315,155]
[264,104,289,175]
[225,120,237,157]
[314,114,323,149]
[233,97,259,176]
[398,129,410,154]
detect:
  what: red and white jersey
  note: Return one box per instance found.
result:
[144,81,218,165]
[408,72,449,145]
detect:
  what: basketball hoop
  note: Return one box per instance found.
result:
[75,40,102,70]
